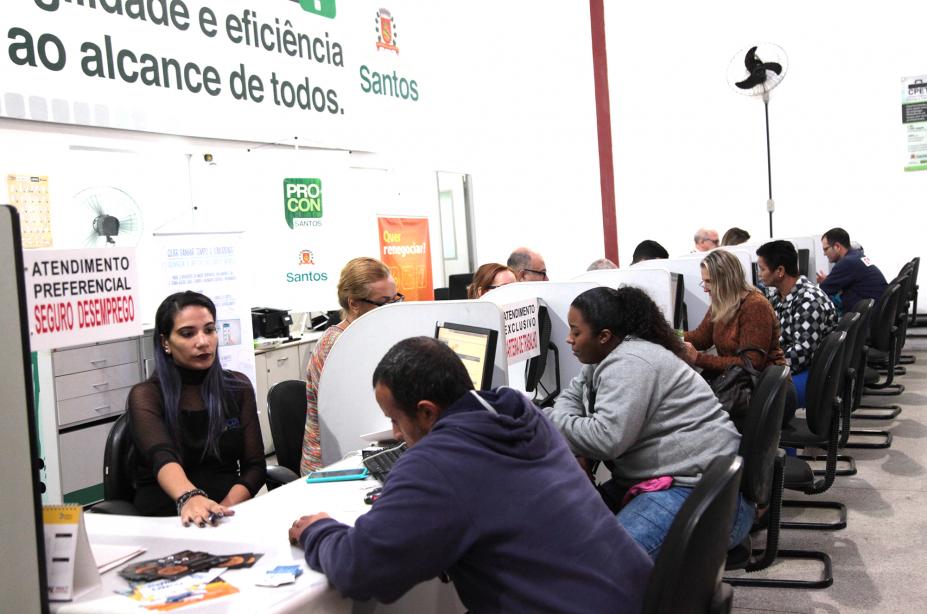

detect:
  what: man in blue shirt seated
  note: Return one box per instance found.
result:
[816,227,888,314]
[288,336,652,613]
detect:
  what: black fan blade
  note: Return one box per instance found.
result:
[743,46,759,70]
[735,66,767,89]
[760,61,782,75]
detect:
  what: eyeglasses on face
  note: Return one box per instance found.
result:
[359,293,405,307]
[523,268,548,279]
[700,237,720,246]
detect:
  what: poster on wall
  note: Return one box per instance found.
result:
[902,76,927,172]
[23,247,141,351]
[152,232,257,387]
[377,216,433,301]
[7,174,52,248]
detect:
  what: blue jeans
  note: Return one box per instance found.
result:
[792,369,809,409]
[616,485,755,559]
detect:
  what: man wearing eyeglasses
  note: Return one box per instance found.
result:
[507,247,549,282]
[693,228,720,252]
[816,227,887,315]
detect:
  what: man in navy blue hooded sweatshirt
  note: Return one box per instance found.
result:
[288,336,652,613]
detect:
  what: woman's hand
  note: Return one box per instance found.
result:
[682,341,699,365]
[180,494,235,528]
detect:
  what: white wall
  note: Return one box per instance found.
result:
[605,1,927,281]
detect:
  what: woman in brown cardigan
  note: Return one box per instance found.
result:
[682,249,796,423]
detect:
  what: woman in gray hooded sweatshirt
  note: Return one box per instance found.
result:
[544,286,753,558]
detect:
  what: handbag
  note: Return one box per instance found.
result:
[708,347,766,419]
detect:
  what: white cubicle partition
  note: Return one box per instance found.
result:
[480,281,598,399]
[317,301,507,465]
[631,249,752,329]
[727,235,827,279]
[572,268,674,324]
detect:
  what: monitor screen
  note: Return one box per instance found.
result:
[0,206,49,613]
[669,273,687,330]
[797,249,810,277]
[434,321,498,390]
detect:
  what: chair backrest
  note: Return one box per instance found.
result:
[102,413,136,503]
[738,365,789,508]
[267,380,308,474]
[869,283,901,353]
[804,330,847,437]
[643,455,743,614]
[834,312,861,375]
[849,299,875,409]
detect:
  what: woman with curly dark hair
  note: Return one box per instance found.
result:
[544,286,753,559]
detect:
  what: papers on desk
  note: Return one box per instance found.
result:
[128,569,239,611]
[359,428,395,443]
[91,544,146,574]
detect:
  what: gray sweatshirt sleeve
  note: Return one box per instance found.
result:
[545,354,655,461]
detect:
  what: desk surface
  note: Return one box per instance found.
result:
[57,459,463,613]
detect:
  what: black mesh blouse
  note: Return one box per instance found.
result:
[127,367,266,516]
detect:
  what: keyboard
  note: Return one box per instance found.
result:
[362,443,406,483]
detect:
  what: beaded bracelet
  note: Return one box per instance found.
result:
[175,488,207,516]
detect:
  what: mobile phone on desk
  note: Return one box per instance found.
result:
[306,467,369,483]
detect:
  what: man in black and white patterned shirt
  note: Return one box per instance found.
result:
[756,240,837,406]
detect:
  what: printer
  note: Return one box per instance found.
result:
[251,307,293,339]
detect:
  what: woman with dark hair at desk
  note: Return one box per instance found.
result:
[127,291,265,525]
[301,257,401,474]
[543,286,753,558]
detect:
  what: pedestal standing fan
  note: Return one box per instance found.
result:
[727,44,788,237]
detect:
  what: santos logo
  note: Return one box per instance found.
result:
[284,178,323,229]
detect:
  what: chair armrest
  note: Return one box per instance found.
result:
[90,500,141,515]
[266,464,299,491]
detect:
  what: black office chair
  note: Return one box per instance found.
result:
[92,413,142,515]
[907,256,920,327]
[865,278,906,396]
[779,330,848,531]
[266,380,308,487]
[642,455,742,614]
[725,364,833,589]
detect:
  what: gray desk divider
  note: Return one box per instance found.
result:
[317,301,507,466]
[734,235,826,279]
[479,281,598,399]
[572,268,674,324]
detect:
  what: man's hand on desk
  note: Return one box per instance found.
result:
[289,512,332,544]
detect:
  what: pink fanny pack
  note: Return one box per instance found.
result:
[621,476,674,506]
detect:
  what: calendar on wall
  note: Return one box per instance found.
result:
[7,174,52,248]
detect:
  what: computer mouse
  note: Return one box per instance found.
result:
[364,487,383,505]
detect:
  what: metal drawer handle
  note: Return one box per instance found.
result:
[277,357,289,363]
[92,405,111,413]
[90,359,108,365]
[92,382,110,389]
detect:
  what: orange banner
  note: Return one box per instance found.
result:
[377,217,433,301]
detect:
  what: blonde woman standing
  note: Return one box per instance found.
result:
[300,257,402,474]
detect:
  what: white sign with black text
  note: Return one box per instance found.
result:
[24,247,141,351]
[501,298,541,365]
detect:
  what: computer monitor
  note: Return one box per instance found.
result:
[669,273,688,330]
[448,273,474,300]
[434,321,498,390]
[0,206,49,613]
[797,248,810,277]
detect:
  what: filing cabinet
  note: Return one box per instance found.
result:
[52,336,143,504]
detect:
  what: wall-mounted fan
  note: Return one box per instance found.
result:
[727,43,788,237]
[73,186,143,247]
